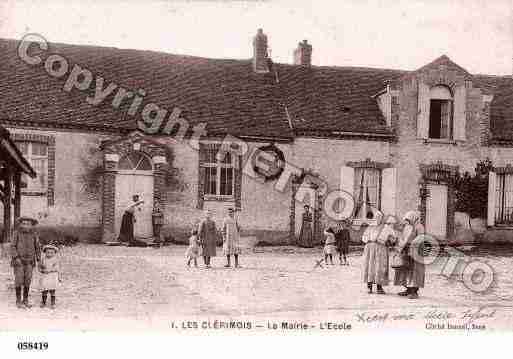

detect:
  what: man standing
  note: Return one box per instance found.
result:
[198,210,217,268]
[222,208,241,268]
[11,216,41,308]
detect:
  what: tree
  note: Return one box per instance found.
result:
[454,158,493,219]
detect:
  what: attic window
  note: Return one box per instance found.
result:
[428,86,453,140]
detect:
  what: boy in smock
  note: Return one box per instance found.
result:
[11,216,41,308]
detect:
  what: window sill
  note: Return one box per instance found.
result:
[203,195,235,202]
[21,191,47,197]
[423,138,458,145]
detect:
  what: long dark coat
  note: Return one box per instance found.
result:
[118,211,134,243]
[198,218,217,257]
[298,212,313,248]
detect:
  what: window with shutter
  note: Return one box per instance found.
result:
[493,172,513,226]
[417,82,430,139]
[453,86,467,141]
[381,167,397,217]
[428,86,454,140]
[340,166,355,197]
[198,143,242,209]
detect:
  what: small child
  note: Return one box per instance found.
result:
[323,227,337,265]
[39,244,60,309]
[185,229,200,267]
[335,220,351,265]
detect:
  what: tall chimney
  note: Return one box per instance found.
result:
[293,40,312,66]
[253,28,269,73]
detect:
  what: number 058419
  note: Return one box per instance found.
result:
[17,342,48,351]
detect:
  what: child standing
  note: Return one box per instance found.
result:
[11,216,41,309]
[185,229,200,267]
[39,244,60,309]
[323,227,337,265]
[335,220,351,265]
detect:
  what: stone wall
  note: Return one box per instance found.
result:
[1,127,113,242]
[156,136,390,243]
[5,62,513,245]
[390,68,513,229]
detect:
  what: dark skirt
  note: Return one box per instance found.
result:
[118,211,134,243]
[337,241,349,254]
[298,221,313,248]
[393,243,426,288]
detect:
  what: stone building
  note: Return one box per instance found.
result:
[1,29,512,244]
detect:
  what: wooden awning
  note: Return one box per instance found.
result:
[0,124,36,178]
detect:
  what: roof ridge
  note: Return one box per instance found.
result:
[0,37,253,64]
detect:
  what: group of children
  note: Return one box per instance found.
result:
[10,216,60,309]
[9,213,351,308]
[185,208,242,269]
[323,220,351,265]
[186,214,353,268]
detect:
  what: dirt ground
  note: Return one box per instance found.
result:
[1,244,513,331]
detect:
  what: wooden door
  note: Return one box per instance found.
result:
[115,172,154,239]
[426,184,448,238]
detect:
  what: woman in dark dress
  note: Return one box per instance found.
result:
[298,205,314,248]
[118,195,145,246]
[198,210,218,268]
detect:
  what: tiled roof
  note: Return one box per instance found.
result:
[0,38,512,142]
[474,74,513,141]
[0,39,293,140]
[276,64,404,134]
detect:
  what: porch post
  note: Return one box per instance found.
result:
[1,168,12,258]
[14,171,21,220]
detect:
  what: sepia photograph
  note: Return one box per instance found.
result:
[0,0,512,355]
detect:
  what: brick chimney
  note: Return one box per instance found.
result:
[253,28,269,73]
[293,40,312,66]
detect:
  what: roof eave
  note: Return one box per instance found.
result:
[0,137,37,178]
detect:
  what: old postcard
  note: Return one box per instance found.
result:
[0,0,512,354]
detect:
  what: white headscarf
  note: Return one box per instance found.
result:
[399,210,421,248]
[402,210,420,226]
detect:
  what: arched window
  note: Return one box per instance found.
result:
[429,85,453,139]
[118,152,153,171]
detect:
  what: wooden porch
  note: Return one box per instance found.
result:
[0,124,36,256]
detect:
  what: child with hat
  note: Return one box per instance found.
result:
[39,244,61,309]
[11,216,41,308]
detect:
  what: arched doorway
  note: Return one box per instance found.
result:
[115,151,154,239]
[290,170,325,246]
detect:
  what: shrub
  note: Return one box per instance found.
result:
[454,158,493,219]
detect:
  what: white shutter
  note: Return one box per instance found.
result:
[340,166,355,196]
[453,86,467,141]
[488,171,496,226]
[417,82,430,139]
[381,167,397,217]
